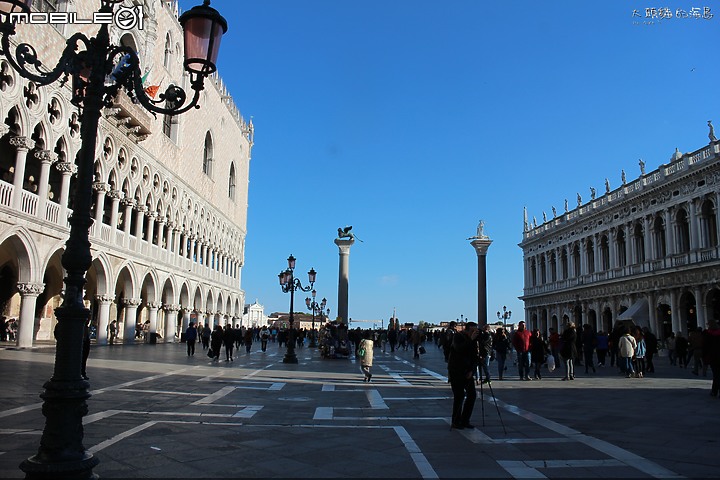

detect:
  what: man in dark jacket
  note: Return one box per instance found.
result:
[448,322,479,430]
[441,321,457,363]
[185,322,198,356]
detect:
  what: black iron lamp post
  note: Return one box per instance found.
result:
[0,1,227,478]
[305,290,326,348]
[497,305,512,329]
[278,255,316,363]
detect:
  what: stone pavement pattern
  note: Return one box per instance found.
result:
[0,341,718,478]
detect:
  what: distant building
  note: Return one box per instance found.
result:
[520,134,720,339]
[242,300,266,328]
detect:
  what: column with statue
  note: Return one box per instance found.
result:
[335,226,360,324]
[468,220,492,326]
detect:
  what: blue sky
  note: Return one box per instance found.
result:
[180,1,718,326]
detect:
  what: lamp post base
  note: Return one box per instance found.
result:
[283,328,298,363]
[282,352,299,364]
[20,453,99,480]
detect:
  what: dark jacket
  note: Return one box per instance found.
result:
[478,330,493,357]
[186,325,198,342]
[223,327,234,347]
[560,327,578,360]
[448,331,478,379]
[210,328,223,352]
[530,335,548,363]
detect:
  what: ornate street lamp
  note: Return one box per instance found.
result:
[497,305,512,329]
[278,255,316,363]
[305,290,327,348]
[0,1,227,477]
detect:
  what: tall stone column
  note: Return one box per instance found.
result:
[9,136,35,211]
[334,237,355,324]
[122,297,141,342]
[35,150,57,220]
[55,161,76,226]
[470,236,492,326]
[95,294,114,345]
[16,282,44,348]
[146,302,160,340]
[181,307,191,334]
[164,304,179,342]
[92,181,109,238]
[121,198,134,247]
[107,190,123,237]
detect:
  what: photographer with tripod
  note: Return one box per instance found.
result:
[448,322,479,430]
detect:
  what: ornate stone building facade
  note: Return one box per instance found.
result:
[520,131,720,339]
[0,0,253,347]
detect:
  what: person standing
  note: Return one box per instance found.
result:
[185,322,198,356]
[560,322,578,381]
[359,334,374,382]
[448,322,479,429]
[618,327,637,378]
[689,327,704,375]
[477,324,493,384]
[581,324,597,374]
[548,328,561,368]
[223,324,235,361]
[81,320,91,380]
[260,326,269,352]
[387,327,398,353]
[244,327,253,354]
[201,323,211,351]
[702,319,720,397]
[493,328,511,380]
[411,327,421,359]
[441,322,457,363]
[512,321,532,380]
[108,319,118,345]
[210,325,223,362]
[530,329,548,380]
[595,330,609,367]
[633,326,646,378]
[676,332,689,368]
[666,332,677,366]
[642,327,658,373]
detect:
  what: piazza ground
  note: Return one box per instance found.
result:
[0,340,717,478]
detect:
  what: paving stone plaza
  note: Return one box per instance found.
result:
[0,341,717,479]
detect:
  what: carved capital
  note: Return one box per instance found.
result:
[16,282,44,296]
[92,181,110,193]
[146,302,162,310]
[136,205,148,214]
[121,197,135,208]
[95,294,115,304]
[34,150,58,164]
[10,136,35,151]
[123,297,142,308]
[55,161,77,175]
[108,189,124,200]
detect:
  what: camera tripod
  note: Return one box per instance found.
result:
[478,376,507,434]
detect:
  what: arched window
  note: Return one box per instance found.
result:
[202,132,213,177]
[228,163,236,200]
[572,244,581,277]
[586,238,595,274]
[633,222,645,263]
[163,33,172,70]
[616,228,627,267]
[700,200,718,248]
[600,235,610,270]
[676,208,691,253]
[653,215,666,259]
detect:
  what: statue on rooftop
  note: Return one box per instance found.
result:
[605,178,610,193]
[709,120,717,143]
[621,169,626,185]
[590,187,596,200]
[639,158,646,175]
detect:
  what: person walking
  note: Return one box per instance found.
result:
[441,321,457,363]
[618,327,637,378]
[596,330,609,367]
[666,332,677,366]
[359,334,374,382]
[387,327,398,353]
[81,320,91,380]
[260,326,269,352]
[493,328,511,380]
[702,319,720,397]
[633,326,646,378]
[560,322,578,381]
[530,329,548,380]
[448,322,480,430]
[108,319,118,345]
[201,323,211,350]
[689,327,704,375]
[676,332,689,368]
[411,327,422,359]
[548,327,561,368]
[223,324,235,361]
[512,321,532,380]
[185,322,197,356]
[581,324,597,374]
[210,325,223,362]
[642,327,658,373]
[244,327,253,354]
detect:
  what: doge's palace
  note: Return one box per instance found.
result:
[520,126,720,340]
[0,0,253,347]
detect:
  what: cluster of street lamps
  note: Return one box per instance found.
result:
[497,305,512,328]
[278,255,316,363]
[0,1,228,477]
[305,290,327,348]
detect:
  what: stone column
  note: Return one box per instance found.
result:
[643,216,652,261]
[156,217,165,248]
[107,190,123,236]
[95,294,114,345]
[689,199,700,251]
[334,237,355,324]
[647,291,658,335]
[470,236,493,325]
[9,136,35,211]
[664,209,676,255]
[134,205,147,242]
[182,307,191,334]
[122,297,141,342]
[121,198,134,246]
[55,161,76,226]
[92,181,109,236]
[16,282,44,348]
[164,304,179,342]
[669,290,680,334]
[35,150,57,220]
[146,212,156,246]
[694,286,707,329]
[146,302,160,338]
[166,222,176,256]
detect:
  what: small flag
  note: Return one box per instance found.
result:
[144,85,160,98]
[141,70,151,85]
